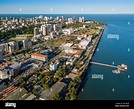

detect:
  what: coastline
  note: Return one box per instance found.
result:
[76,28,105,98]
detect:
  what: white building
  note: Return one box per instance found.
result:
[0,69,11,80]
[68,18,73,24]
[66,57,77,66]
[41,25,48,35]
[62,28,74,35]
[78,40,91,49]
[62,43,73,50]
[50,63,57,71]
[79,17,84,23]
[34,27,40,36]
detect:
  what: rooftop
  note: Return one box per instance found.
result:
[9,62,20,69]
[32,53,48,58]
[79,40,90,46]
[74,50,83,56]
[40,82,67,100]
[4,88,34,100]
[63,43,73,47]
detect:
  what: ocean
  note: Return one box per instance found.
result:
[0,14,134,100]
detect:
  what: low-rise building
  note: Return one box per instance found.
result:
[31,53,48,62]
[66,57,77,66]
[78,40,91,49]
[62,43,73,50]
[74,50,83,58]
[62,28,74,35]
[39,81,67,100]
[8,62,21,75]
[4,87,36,100]
[0,69,11,80]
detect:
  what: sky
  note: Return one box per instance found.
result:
[0,0,134,14]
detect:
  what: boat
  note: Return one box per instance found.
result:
[112,69,120,74]
[112,88,115,91]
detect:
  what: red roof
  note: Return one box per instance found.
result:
[32,53,47,58]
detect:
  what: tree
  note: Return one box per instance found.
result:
[18,77,24,84]
[69,87,76,100]
[42,83,49,89]
[51,93,61,100]
[45,71,52,76]
[32,88,38,95]
[74,77,82,84]
[38,74,43,80]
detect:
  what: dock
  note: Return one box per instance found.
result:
[90,61,117,68]
[90,61,127,73]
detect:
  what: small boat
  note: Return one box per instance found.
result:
[112,62,114,65]
[112,88,114,92]
[112,69,120,74]
[81,88,84,91]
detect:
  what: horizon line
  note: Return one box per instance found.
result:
[0,13,134,15]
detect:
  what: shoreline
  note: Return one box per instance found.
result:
[76,28,105,99]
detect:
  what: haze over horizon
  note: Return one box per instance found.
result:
[0,0,134,14]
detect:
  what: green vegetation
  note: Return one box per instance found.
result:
[0,24,41,40]
[44,35,78,47]
[65,77,81,100]
[66,22,83,28]
[18,77,24,84]
[32,88,38,95]
[51,93,61,100]
[41,83,50,89]
[54,65,70,80]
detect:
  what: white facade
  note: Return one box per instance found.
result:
[79,17,84,22]
[79,40,91,49]
[0,69,14,80]
[62,28,74,35]
[50,63,57,71]
[68,18,73,24]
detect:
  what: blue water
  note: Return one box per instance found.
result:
[0,14,134,100]
[76,14,134,100]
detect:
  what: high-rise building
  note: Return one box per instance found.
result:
[68,18,73,24]
[42,25,48,35]
[79,17,84,22]
[34,27,39,36]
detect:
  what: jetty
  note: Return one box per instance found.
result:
[90,61,117,68]
[90,61,127,73]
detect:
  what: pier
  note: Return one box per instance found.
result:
[90,61,127,73]
[90,61,117,68]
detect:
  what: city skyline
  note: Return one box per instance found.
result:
[0,0,134,14]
